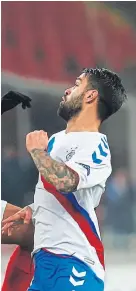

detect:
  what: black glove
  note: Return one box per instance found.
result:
[1,91,32,115]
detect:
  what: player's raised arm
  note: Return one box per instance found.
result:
[26,130,79,193]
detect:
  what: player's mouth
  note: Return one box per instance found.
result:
[61,96,66,102]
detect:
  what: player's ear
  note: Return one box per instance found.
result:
[85,89,98,104]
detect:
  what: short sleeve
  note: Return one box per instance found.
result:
[65,138,112,191]
[1,200,7,221]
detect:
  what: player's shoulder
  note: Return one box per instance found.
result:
[69,131,109,149]
[87,132,109,149]
[88,132,111,166]
[74,132,111,165]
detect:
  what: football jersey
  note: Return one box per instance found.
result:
[32,130,112,281]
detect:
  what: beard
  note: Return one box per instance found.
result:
[57,93,83,122]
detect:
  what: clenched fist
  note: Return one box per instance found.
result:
[26,130,49,152]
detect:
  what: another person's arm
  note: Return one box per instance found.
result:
[1,91,31,115]
[1,204,34,251]
[2,202,21,220]
[1,92,33,251]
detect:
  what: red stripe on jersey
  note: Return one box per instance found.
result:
[41,175,104,268]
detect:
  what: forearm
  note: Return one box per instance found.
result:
[30,149,79,192]
[2,203,21,220]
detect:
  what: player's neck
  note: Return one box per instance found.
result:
[66,111,101,133]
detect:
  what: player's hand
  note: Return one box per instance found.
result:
[2,206,32,236]
[26,130,49,152]
[1,91,32,115]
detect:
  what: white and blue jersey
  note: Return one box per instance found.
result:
[32,130,112,289]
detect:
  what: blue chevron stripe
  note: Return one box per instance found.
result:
[92,151,102,164]
[47,137,55,154]
[103,136,108,144]
[98,143,108,157]
[101,138,109,149]
[92,140,109,164]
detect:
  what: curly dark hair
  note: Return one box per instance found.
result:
[82,68,127,122]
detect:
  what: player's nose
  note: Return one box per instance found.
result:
[65,88,71,96]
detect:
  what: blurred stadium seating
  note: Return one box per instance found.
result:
[1,2,136,290]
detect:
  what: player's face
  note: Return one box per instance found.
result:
[57,73,88,122]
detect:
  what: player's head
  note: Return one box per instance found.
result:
[57,68,127,123]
